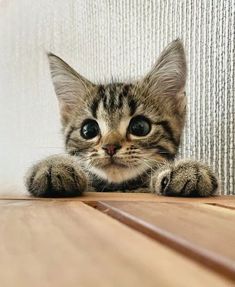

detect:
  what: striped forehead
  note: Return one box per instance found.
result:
[89,83,137,125]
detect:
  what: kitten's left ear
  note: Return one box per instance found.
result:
[142,39,187,114]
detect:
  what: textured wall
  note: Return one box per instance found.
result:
[0,0,234,194]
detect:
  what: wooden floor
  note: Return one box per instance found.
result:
[0,193,235,287]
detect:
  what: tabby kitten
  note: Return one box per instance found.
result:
[26,40,218,197]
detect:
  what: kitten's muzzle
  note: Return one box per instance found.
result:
[102,143,122,157]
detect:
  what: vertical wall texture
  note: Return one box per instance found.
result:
[0,0,234,194]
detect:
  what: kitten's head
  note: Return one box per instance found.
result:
[48,39,186,183]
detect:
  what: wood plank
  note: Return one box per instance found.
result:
[0,201,231,287]
[0,191,233,203]
[97,201,235,281]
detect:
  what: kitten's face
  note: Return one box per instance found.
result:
[48,40,187,183]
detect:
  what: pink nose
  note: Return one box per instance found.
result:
[102,144,121,156]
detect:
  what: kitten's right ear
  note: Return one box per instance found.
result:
[140,39,187,116]
[48,53,94,125]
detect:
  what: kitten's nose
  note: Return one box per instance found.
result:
[102,143,122,156]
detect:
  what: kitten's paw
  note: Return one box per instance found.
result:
[25,155,87,197]
[151,160,218,197]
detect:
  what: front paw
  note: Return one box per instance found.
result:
[25,155,87,197]
[151,160,218,197]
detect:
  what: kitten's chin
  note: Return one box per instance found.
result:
[89,164,148,184]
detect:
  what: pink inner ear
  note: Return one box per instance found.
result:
[58,102,74,126]
[141,40,187,99]
[176,89,187,116]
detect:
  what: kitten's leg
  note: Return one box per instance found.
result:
[150,160,218,197]
[25,155,87,197]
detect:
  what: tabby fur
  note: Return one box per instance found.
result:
[25,40,218,197]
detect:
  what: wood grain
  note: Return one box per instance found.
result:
[206,201,235,210]
[0,200,231,287]
[97,201,235,281]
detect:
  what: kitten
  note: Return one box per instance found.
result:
[25,40,218,197]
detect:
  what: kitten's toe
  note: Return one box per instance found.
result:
[25,156,87,197]
[151,160,218,197]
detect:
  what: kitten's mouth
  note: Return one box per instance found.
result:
[89,156,148,183]
[102,157,128,169]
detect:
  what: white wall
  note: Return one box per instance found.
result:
[0,0,234,194]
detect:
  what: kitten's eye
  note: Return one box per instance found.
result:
[128,116,151,137]
[81,119,100,139]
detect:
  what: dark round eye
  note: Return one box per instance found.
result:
[128,116,151,137]
[81,119,100,140]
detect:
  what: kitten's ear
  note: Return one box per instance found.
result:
[142,39,187,114]
[48,53,94,125]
